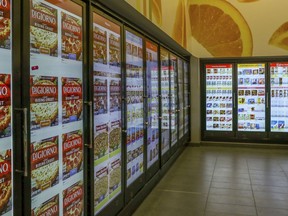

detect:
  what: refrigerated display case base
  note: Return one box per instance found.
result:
[118,144,186,216]
[201,141,288,149]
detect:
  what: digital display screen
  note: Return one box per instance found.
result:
[170,54,177,146]
[206,64,233,131]
[237,63,266,131]
[184,61,189,134]
[146,41,159,169]
[270,62,288,132]
[160,48,170,156]
[125,30,144,187]
[30,1,84,215]
[92,13,122,214]
[0,0,13,215]
[178,59,184,139]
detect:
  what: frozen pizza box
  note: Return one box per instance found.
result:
[0,149,12,215]
[30,0,58,56]
[109,80,121,112]
[109,34,120,67]
[31,136,59,197]
[93,26,107,65]
[0,0,10,49]
[61,11,82,61]
[0,74,11,138]
[62,130,83,180]
[94,123,108,160]
[63,181,84,216]
[32,194,59,216]
[94,166,108,206]
[30,75,58,130]
[109,158,121,193]
[62,77,83,124]
[109,120,121,152]
[94,78,107,115]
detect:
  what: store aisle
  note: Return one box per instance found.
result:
[132,146,288,216]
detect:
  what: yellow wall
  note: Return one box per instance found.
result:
[126,0,288,58]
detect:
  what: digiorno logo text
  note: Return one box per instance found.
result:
[64,136,82,151]
[32,145,58,162]
[31,85,57,96]
[63,85,82,94]
[0,85,9,96]
[63,20,81,34]
[38,203,58,216]
[0,162,11,176]
[0,0,9,8]
[64,187,83,207]
[31,8,56,25]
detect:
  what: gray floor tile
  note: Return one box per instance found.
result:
[205,203,257,215]
[257,207,288,216]
[211,182,252,190]
[212,176,251,184]
[252,185,288,194]
[209,187,253,198]
[207,194,254,206]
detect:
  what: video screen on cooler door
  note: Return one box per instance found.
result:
[205,64,233,131]
[125,30,144,187]
[237,63,265,132]
[92,13,122,214]
[30,0,84,215]
[270,62,288,132]
[146,41,159,169]
[0,0,13,215]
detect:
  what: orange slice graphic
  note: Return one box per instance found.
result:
[269,22,288,51]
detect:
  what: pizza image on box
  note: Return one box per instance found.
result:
[0,0,11,49]
[94,123,108,160]
[109,80,121,112]
[109,121,121,152]
[31,136,59,197]
[30,76,58,130]
[94,166,108,205]
[93,26,107,65]
[32,194,59,216]
[94,78,107,115]
[0,149,12,215]
[30,0,58,56]
[62,77,83,124]
[109,158,121,193]
[63,181,84,216]
[62,130,83,180]
[0,74,11,138]
[109,34,120,67]
[61,12,82,61]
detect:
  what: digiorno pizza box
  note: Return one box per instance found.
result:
[30,0,58,56]
[109,120,121,152]
[94,123,108,160]
[63,181,84,216]
[61,11,82,61]
[62,130,83,180]
[109,158,121,193]
[109,34,120,67]
[0,149,12,215]
[0,74,11,138]
[94,78,107,115]
[32,194,59,216]
[94,166,108,205]
[31,136,59,197]
[93,26,107,65]
[62,77,83,124]
[0,0,11,49]
[30,76,58,130]
[109,80,121,112]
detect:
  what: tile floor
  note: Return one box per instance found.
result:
[133,146,288,216]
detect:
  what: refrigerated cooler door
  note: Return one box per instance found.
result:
[170,55,178,148]
[30,1,85,215]
[178,58,184,140]
[237,63,266,132]
[93,12,122,214]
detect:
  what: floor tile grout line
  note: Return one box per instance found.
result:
[277,159,288,180]
[247,158,259,216]
[203,156,218,214]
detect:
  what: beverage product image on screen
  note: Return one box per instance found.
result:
[270,62,288,132]
[170,55,178,146]
[30,1,84,215]
[93,13,122,214]
[178,59,184,139]
[125,30,144,187]
[184,61,189,134]
[146,41,159,169]
[205,64,233,131]
[237,63,265,131]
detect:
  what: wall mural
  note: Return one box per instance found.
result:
[126,0,288,58]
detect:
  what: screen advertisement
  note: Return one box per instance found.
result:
[93,13,122,214]
[178,59,184,139]
[125,30,144,187]
[160,48,170,156]
[237,63,266,132]
[0,0,13,215]
[270,62,288,132]
[30,1,84,215]
[146,41,159,169]
[170,55,178,146]
[205,64,233,131]
[183,61,189,134]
